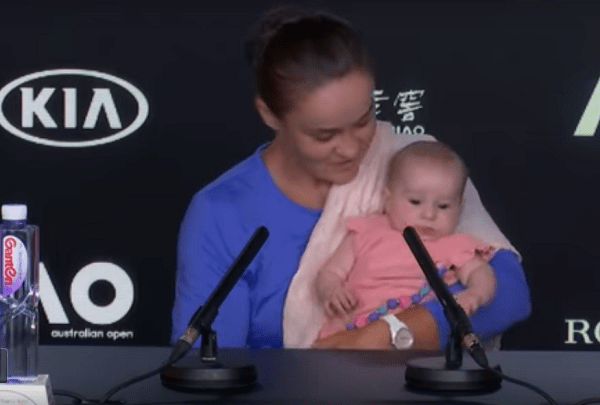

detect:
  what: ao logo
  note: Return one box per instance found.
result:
[40,262,134,325]
[0,69,149,147]
[574,76,600,137]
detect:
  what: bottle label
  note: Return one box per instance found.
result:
[2,236,27,296]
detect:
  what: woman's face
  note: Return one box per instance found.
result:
[275,70,376,185]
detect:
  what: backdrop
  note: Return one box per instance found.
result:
[1,0,598,350]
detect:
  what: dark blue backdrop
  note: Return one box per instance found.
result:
[1,0,599,350]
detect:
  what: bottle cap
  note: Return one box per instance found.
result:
[1,204,27,221]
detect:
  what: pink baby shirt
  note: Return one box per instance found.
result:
[318,213,494,338]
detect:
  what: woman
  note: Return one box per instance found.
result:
[171,5,531,350]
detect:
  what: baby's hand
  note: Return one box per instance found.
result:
[324,287,359,319]
[454,290,482,316]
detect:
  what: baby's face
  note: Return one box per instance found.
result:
[383,157,463,241]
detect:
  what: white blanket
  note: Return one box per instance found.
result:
[282,121,518,348]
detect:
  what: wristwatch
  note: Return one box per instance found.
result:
[381,314,414,349]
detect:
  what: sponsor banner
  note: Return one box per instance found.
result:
[41,262,135,342]
[0,69,149,147]
[574,76,600,137]
[0,1,598,349]
[565,319,600,345]
[373,88,427,135]
[0,68,149,344]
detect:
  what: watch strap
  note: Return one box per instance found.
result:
[381,313,413,349]
[381,313,404,339]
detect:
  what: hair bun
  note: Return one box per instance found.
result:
[245,6,308,67]
[244,6,351,67]
[245,5,371,118]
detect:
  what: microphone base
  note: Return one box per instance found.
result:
[160,352,257,393]
[405,356,502,394]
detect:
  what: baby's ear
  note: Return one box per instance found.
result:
[458,194,466,211]
[381,186,392,213]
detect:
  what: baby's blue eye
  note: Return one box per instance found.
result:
[438,204,450,209]
[409,199,420,205]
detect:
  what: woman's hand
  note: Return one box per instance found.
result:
[312,305,440,350]
[454,290,481,316]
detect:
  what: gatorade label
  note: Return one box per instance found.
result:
[2,236,27,296]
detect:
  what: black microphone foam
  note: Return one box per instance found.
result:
[168,226,269,364]
[402,226,488,368]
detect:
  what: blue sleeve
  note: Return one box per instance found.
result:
[421,249,532,348]
[171,192,251,348]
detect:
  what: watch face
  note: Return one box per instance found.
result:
[394,327,414,349]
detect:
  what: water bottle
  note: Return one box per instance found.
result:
[0,204,39,382]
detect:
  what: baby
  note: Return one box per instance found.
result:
[315,140,497,338]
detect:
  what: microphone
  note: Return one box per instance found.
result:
[161,226,269,392]
[168,225,269,364]
[402,226,488,367]
[401,226,501,393]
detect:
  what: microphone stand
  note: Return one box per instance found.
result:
[402,226,502,393]
[160,227,269,393]
[161,325,258,392]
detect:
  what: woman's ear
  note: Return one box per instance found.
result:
[254,96,280,131]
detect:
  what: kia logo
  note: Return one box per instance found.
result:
[0,69,149,147]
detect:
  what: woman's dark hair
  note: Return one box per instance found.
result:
[245,6,374,118]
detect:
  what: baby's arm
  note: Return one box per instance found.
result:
[315,233,358,319]
[454,255,496,316]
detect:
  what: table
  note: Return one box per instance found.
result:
[39,346,600,404]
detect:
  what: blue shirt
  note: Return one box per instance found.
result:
[172,144,321,348]
[172,144,531,348]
